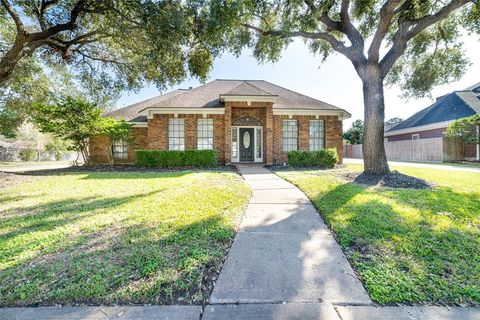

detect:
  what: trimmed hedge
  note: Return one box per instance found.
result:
[287,148,339,167]
[135,150,217,167]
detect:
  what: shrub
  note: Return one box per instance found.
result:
[287,148,338,167]
[135,150,217,167]
[18,148,38,161]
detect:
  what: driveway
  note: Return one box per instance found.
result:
[344,158,480,173]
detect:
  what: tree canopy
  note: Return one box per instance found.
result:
[446,114,480,144]
[343,119,364,144]
[33,96,104,164]
[0,0,214,135]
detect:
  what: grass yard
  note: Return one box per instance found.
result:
[276,165,480,305]
[0,170,250,307]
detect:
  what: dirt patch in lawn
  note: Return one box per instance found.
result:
[0,171,34,188]
[341,170,435,189]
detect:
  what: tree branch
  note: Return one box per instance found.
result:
[380,0,470,76]
[304,0,366,65]
[27,0,87,42]
[1,0,25,32]
[242,23,353,59]
[368,0,403,63]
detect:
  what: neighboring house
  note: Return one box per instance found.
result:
[89,79,350,165]
[386,83,480,141]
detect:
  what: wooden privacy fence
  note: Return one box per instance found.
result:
[343,137,465,162]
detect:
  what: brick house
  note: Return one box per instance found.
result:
[89,79,351,165]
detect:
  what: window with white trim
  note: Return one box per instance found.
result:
[256,127,262,159]
[197,118,214,150]
[168,118,185,150]
[309,120,325,151]
[232,128,238,159]
[282,119,298,151]
[112,139,128,159]
[412,133,420,140]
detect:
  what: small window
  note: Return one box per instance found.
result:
[169,118,185,150]
[112,139,128,159]
[309,120,325,151]
[412,134,420,140]
[256,127,262,159]
[232,128,238,159]
[197,118,214,150]
[283,119,298,152]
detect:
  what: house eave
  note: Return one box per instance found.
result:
[272,108,351,120]
[140,107,226,119]
[385,120,454,137]
[131,122,148,128]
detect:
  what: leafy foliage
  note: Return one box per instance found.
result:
[33,97,103,164]
[101,118,134,166]
[445,114,480,144]
[136,150,218,167]
[343,119,364,144]
[385,117,404,126]
[287,149,339,167]
[0,0,216,132]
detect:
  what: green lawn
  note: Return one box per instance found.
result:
[276,165,480,305]
[0,171,250,306]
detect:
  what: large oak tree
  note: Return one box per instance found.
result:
[0,0,214,135]
[193,0,479,174]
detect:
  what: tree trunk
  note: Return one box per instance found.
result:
[361,67,390,174]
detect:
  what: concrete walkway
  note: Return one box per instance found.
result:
[210,165,371,305]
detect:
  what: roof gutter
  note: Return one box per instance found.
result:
[385,120,454,137]
[272,109,351,120]
[140,107,226,119]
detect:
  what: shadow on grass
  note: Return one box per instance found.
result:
[0,190,164,244]
[0,198,235,306]
[308,179,480,304]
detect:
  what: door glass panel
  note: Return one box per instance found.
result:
[232,128,238,158]
[256,127,262,159]
[243,131,251,149]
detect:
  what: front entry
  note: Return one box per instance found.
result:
[239,128,254,161]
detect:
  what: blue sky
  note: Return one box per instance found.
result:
[118,35,480,129]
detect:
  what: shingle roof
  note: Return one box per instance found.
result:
[222,82,276,96]
[104,89,187,121]
[106,79,349,122]
[387,87,480,132]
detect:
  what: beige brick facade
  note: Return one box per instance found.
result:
[89,105,343,165]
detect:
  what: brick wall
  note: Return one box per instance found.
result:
[89,108,344,165]
[146,113,225,163]
[273,115,343,164]
[228,101,274,164]
[89,127,147,164]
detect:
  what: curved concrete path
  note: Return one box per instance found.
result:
[210,165,371,305]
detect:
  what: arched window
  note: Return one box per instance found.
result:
[233,116,262,126]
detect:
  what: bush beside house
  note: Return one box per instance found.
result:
[136,150,217,167]
[287,149,339,167]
